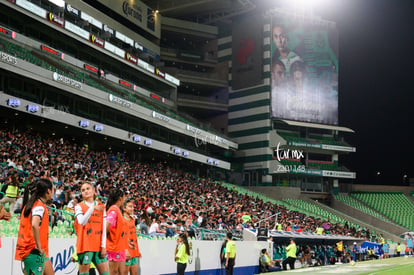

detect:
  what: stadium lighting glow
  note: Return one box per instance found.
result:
[286,0,331,15]
[291,0,325,8]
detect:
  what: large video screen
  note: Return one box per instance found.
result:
[271,16,338,125]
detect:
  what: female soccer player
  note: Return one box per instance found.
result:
[15,179,54,275]
[106,189,127,275]
[124,199,141,275]
[74,181,109,275]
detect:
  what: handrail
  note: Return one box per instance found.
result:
[137,232,153,240]
[197,228,242,241]
[254,212,280,227]
[0,162,29,176]
[47,206,75,228]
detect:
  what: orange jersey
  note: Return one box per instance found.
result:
[74,202,105,253]
[125,217,141,257]
[15,200,49,260]
[106,205,127,252]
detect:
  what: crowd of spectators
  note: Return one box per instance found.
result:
[0,128,373,240]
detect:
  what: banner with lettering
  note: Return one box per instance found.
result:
[11,238,77,274]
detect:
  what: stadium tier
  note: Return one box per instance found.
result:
[283,199,361,232]
[0,127,368,241]
[0,0,409,274]
[278,131,350,148]
[279,159,302,166]
[351,192,414,231]
[335,194,394,223]
[307,160,342,171]
[277,131,306,143]
[219,182,385,240]
[279,158,342,172]
[0,36,224,137]
[308,134,349,147]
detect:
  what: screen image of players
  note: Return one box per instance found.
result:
[270,18,338,125]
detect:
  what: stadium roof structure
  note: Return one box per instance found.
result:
[268,230,362,241]
[142,0,256,24]
[244,229,363,242]
[275,119,355,133]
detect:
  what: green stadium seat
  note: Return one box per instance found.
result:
[335,194,393,223]
[351,191,414,230]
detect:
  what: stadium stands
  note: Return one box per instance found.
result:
[308,134,347,146]
[283,199,361,233]
[0,127,370,241]
[219,182,378,239]
[335,194,393,223]
[277,131,306,143]
[278,131,349,147]
[0,36,225,137]
[351,192,414,231]
[307,160,341,171]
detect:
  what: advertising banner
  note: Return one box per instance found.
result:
[232,15,263,90]
[94,0,161,39]
[271,16,338,125]
[3,238,266,275]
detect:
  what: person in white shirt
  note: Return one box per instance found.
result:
[149,217,166,237]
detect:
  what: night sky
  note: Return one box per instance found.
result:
[317,0,414,185]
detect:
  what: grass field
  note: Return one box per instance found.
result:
[266,256,414,275]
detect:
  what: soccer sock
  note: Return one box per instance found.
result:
[100,271,109,275]
[79,273,89,275]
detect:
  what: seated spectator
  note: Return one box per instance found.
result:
[13,196,23,214]
[260,249,281,272]
[160,215,176,237]
[66,196,79,213]
[139,210,151,235]
[0,127,374,240]
[174,220,186,235]
[0,172,20,214]
[149,217,166,237]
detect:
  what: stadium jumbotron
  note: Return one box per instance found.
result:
[0,0,413,274]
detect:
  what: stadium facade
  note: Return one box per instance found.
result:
[223,8,357,193]
[0,0,355,194]
[0,0,237,178]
